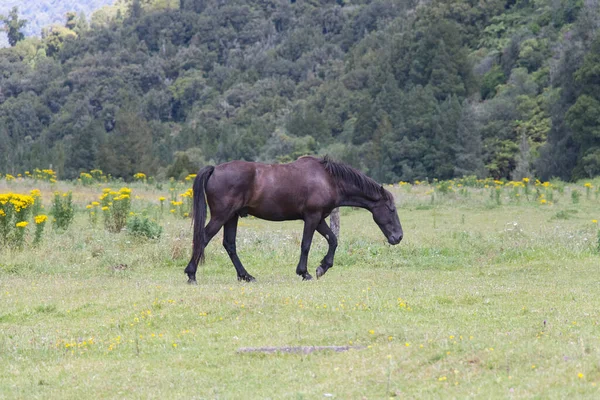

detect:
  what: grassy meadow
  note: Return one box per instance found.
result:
[1,173,600,399]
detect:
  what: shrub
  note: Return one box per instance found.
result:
[133,172,147,182]
[80,172,94,185]
[86,201,100,225]
[33,169,57,183]
[436,181,453,195]
[90,169,107,182]
[0,193,35,247]
[100,187,132,232]
[51,191,75,230]
[127,215,162,239]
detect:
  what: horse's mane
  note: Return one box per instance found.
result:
[320,156,390,201]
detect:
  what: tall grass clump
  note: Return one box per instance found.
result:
[571,189,581,204]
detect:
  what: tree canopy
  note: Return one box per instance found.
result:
[1,0,600,181]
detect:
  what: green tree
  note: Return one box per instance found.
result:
[286,105,331,145]
[1,7,27,47]
[366,113,392,182]
[180,0,207,13]
[566,95,600,152]
[454,103,485,178]
[352,100,377,145]
[65,12,77,30]
[98,109,156,178]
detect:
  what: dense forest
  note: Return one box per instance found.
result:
[0,0,119,47]
[1,0,599,182]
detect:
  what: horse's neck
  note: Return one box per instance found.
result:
[337,188,375,210]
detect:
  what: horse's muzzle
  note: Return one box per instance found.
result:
[388,234,403,245]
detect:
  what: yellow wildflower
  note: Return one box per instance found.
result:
[16,221,28,228]
[35,215,48,224]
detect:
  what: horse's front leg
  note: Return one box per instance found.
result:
[223,215,255,282]
[296,215,320,281]
[315,219,338,279]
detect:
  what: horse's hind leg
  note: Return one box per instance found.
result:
[315,219,338,279]
[185,218,225,284]
[223,215,255,282]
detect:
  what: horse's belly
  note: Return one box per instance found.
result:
[247,206,302,221]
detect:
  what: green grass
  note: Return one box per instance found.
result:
[1,180,600,398]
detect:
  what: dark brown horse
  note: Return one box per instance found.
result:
[184,156,403,283]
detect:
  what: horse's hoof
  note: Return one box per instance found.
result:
[238,275,256,282]
[316,266,326,279]
[187,278,197,285]
[302,273,313,281]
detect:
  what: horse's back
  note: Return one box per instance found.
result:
[205,158,336,221]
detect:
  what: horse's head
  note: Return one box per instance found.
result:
[371,187,403,245]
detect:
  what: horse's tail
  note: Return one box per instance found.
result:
[191,165,215,264]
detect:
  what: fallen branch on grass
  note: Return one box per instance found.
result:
[237,345,365,354]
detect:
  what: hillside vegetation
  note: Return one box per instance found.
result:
[1,0,600,182]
